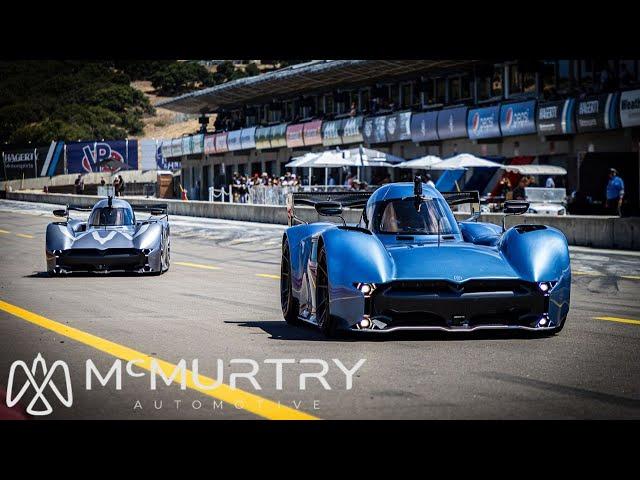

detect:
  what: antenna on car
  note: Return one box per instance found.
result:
[414,175,423,212]
[108,195,113,208]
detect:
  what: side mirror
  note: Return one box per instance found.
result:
[504,200,529,215]
[315,201,343,217]
[53,209,67,218]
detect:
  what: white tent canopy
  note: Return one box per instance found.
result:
[429,153,503,170]
[395,155,442,169]
[502,164,567,176]
[285,152,319,167]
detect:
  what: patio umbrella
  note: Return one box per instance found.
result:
[395,155,443,169]
[284,152,319,167]
[429,153,503,170]
[502,164,567,176]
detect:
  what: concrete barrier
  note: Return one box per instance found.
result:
[5,191,640,250]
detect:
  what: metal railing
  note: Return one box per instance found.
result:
[207,184,374,205]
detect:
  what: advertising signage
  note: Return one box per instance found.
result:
[2,146,40,180]
[240,127,257,150]
[161,140,173,159]
[500,100,537,137]
[171,138,183,157]
[255,127,272,150]
[227,130,242,151]
[269,123,288,148]
[322,119,344,146]
[182,136,192,156]
[204,134,216,154]
[576,93,620,133]
[191,134,203,155]
[410,111,439,143]
[66,140,138,174]
[468,106,501,140]
[386,111,412,142]
[215,132,229,153]
[303,120,323,146]
[537,99,576,136]
[286,123,305,148]
[437,107,468,140]
[342,116,364,144]
[620,89,640,127]
[363,115,388,144]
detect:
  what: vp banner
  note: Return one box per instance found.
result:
[66,140,138,174]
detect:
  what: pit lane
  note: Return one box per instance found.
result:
[0,199,639,419]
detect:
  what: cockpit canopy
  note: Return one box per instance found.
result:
[373,197,458,235]
[89,207,134,226]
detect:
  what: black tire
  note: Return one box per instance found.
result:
[161,236,171,273]
[281,240,300,325]
[316,246,338,338]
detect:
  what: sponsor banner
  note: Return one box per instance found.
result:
[363,115,388,144]
[500,100,537,137]
[342,115,364,144]
[437,107,468,140]
[468,106,501,140]
[386,111,412,142]
[37,142,65,177]
[204,134,216,154]
[161,139,173,158]
[576,93,620,133]
[286,123,305,148]
[181,136,193,156]
[255,127,272,149]
[240,127,257,150]
[410,111,439,142]
[191,134,204,155]
[171,138,183,157]
[140,139,158,171]
[66,140,138,174]
[303,120,323,146]
[537,99,576,136]
[269,123,288,148]
[620,89,640,128]
[227,130,242,151]
[322,119,344,146]
[156,140,180,170]
[215,132,229,153]
[1,146,40,180]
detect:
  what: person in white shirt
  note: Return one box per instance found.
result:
[545,176,555,188]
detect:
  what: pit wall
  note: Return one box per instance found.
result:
[5,191,639,250]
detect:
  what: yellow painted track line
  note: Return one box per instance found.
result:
[174,261,221,270]
[0,229,11,234]
[0,299,318,420]
[621,275,640,281]
[16,233,34,239]
[594,316,640,326]
[256,273,280,280]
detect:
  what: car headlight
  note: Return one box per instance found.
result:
[538,281,557,293]
[354,283,376,297]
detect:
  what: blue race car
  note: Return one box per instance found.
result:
[280,178,571,337]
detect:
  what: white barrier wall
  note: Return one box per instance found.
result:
[5,191,640,250]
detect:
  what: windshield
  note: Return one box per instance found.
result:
[89,207,134,226]
[374,198,458,235]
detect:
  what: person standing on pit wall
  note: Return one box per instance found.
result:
[605,168,625,216]
[74,174,84,194]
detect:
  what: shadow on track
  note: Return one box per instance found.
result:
[225,319,557,342]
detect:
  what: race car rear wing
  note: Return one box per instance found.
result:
[441,191,480,208]
[287,191,373,226]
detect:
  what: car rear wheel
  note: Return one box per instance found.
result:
[316,246,338,338]
[281,240,299,325]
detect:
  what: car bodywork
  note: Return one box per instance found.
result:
[525,187,567,215]
[280,182,571,336]
[45,197,170,275]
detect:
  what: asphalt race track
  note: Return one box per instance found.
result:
[0,198,639,420]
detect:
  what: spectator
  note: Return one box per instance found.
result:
[328,174,336,186]
[349,102,357,117]
[512,177,527,200]
[620,63,632,88]
[118,175,126,196]
[100,178,106,186]
[113,176,120,196]
[74,175,84,194]
[605,168,625,216]
[498,174,512,199]
[424,173,436,189]
[545,176,556,188]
